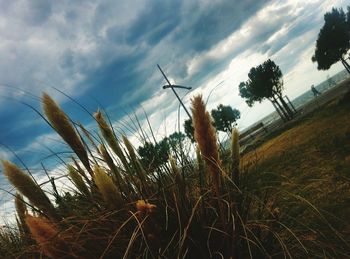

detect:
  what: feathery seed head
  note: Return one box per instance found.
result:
[191,95,221,195]
[93,165,121,209]
[68,165,90,196]
[99,144,115,169]
[25,215,69,258]
[136,200,156,214]
[15,193,27,219]
[122,135,137,161]
[170,156,185,195]
[94,110,129,168]
[15,193,28,233]
[2,160,59,220]
[42,93,91,173]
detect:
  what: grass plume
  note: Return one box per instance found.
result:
[15,193,29,235]
[191,95,222,197]
[42,93,92,174]
[25,215,70,258]
[2,160,59,221]
[1,85,350,258]
[94,110,129,170]
[68,165,90,196]
[93,165,122,209]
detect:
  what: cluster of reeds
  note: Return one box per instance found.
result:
[1,93,349,258]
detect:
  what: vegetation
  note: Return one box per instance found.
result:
[0,87,349,258]
[312,6,350,73]
[184,104,240,141]
[2,3,350,259]
[239,59,294,121]
[211,104,240,134]
[183,118,195,143]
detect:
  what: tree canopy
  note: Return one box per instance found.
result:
[138,139,169,170]
[238,59,294,121]
[238,59,284,107]
[168,132,186,151]
[211,104,240,133]
[312,7,350,71]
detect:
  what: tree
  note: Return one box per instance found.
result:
[312,7,350,73]
[184,119,195,142]
[138,139,169,170]
[347,6,350,31]
[168,132,186,152]
[211,104,240,134]
[239,59,294,121]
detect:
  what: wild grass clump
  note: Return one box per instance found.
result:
[1,93,349,258]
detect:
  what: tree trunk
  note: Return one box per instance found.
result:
[278,95,294,119]
[271,100,286,122]
[270,97,289,121]
[341,57,350,74]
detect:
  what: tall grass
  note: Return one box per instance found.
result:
[0,93,349,258]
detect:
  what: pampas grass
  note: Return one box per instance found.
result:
[1,92,349,258]
[93,165,122,209]
[2,160,59,221]
[94,110,130,171]
[99,144,125,195]
[25,215,70,258]
[14,193,29,235]
[191,95,222,197]
[67,165,90,196]
[42,93,92,175]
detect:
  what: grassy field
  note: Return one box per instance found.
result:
[242,90,350,254]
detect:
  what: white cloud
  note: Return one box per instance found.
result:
[0,149,13,160]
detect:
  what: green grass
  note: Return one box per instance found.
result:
[1,91,350,258]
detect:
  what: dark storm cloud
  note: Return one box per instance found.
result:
[123,1,181,46]
[24,0,52,25]
[180,0,271,52]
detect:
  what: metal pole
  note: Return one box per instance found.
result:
[157,64,192,119]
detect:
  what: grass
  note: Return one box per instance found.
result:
[242,92,350,256]
[0,88,350,258]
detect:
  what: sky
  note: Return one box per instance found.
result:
[0,0,349,221]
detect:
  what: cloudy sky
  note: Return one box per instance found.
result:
[0,0,349,220]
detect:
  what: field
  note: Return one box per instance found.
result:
[0,88,350,258]
[242,90,350,255]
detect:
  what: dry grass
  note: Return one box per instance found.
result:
[243,101,350,169]
[242,97,350,238]
[1,92,350,258]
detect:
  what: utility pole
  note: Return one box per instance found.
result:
[157,64,192,119]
